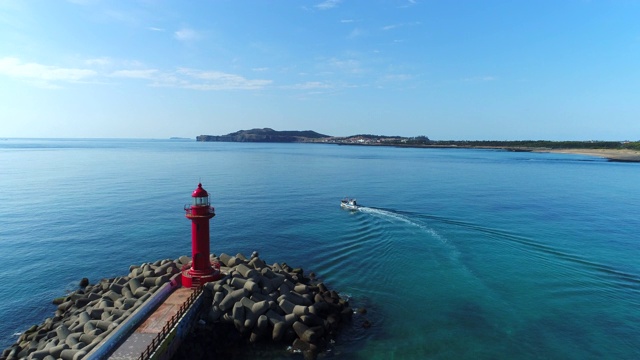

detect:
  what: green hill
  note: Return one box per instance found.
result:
[197,128,330,142]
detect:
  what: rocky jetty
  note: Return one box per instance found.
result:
[1,253,354,360]
[0,257,186,360]
[188,252,352,359]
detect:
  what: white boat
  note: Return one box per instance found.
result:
[340,198,359,210]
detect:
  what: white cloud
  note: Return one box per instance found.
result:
[176,68,272,90]
[111,69,158,79]
[108,67,272,90]
[382,22,421,31]
[329,58,363,74]
[85,57,111,66]
[348,28,364,39]
[382,74,412,82]
[0,57,97,85]
[400,0,418,8]
[287,81,332,90]
[0,57,271,91]
[174,28,199,41]
[315,0,341,10]
[148,27,165,32]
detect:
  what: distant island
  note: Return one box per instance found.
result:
[196,128,640,162]
[196,128,329,143]
[197,128,429,145]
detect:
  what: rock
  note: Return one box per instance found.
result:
[272,321,288,341]
[248,256,266,269]
[199,254,353,356]
[79,278,89,288]
[133,286,149,298]
[291,338,318,354]
[281,291,313,307]
[234,264,257,279]
[127,278,142,293]
[292,321,321,344]
[52,297,66,306]
[300,314,324,328]
[340,307,353,321]
[218,253,232,267]
[74,298,90,308]
[55,325,70,341]
[26,349,49,360]
[229,277,248,289]
[231,302,245,332]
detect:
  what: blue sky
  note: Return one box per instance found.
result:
[1,0,639,140]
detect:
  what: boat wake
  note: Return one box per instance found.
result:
[390,209,640,295]
[346,206,640,299]
[356,206,448,245]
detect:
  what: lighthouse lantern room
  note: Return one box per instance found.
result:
[181,183,221,288]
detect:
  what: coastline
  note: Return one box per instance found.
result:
[195,129,640,163]
[333,142,640,163]
[528,148,640,162]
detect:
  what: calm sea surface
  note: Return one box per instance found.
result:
[1,139,639,359]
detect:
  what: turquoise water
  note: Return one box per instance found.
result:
[1,139,639,359]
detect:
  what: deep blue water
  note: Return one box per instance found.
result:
[1,139,639,359]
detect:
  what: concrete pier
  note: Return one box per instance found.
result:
[106,286,204,360]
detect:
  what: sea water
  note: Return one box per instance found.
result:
[0,139,639,359]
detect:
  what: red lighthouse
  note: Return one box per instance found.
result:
[181,183,221,288]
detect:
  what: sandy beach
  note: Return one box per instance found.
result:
[531,148,640,162]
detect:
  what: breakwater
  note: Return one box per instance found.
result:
[196,252,354,359]
[0,257,185,360]
[1,253,355,360]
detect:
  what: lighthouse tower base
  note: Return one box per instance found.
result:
[181,262,222,288]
